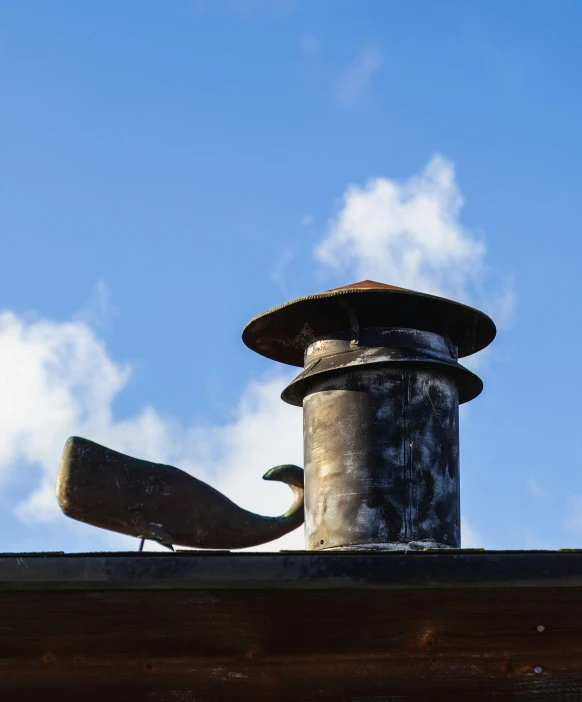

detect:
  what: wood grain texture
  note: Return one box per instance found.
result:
[1,585,582,700]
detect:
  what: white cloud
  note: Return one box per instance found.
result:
[528,477,547,499]
[315,154,515,324]
[461,518,484,548]
[270,245,296,291]
[300,35,320,55]
[564,494,582,536]
[191,0,206,13]
[230,0,298,18]
[301,214,313,226]
[337,46,383,106]
[73,279,118,330]
[0,311,128,493]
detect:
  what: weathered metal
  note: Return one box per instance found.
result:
[242,279,496,366]
[244,280,496,551]
[4,550,582,590]
[282,328,482,406]
[302,364,460,550]
[57,437,304,549]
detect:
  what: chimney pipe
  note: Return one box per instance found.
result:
[243,280,495,551]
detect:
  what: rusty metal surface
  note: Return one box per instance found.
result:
[303,328,460,363]
[302,367,460,550]
[57,437,304,550]
[242,279,496,366]
[282,328,482,406]
[327,280,411,292]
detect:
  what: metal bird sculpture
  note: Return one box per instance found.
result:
[56,436,304,549]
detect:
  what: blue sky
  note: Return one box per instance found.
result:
[0,0,581,552]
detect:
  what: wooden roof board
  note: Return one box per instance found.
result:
[0,551,581,701]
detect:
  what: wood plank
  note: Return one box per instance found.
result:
[0,586,581,700]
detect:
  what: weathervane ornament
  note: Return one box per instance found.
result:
[57,281,495,551]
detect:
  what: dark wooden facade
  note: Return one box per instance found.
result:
[1,550,582,700]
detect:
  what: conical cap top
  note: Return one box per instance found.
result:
[243,281,496,367]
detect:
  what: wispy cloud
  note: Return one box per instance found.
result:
[301,214,313,226]
[270,245,296,291]
[193,0,298,18]
[300,34,321,55]
[73,280,118,331]
[528,477,547,499]
[337,46,383,106]
[315,153,515,324]
[564,494,582,537]
[461,518,484,548]
[230,0,298,18]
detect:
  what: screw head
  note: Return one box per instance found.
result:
[534,666,543,675]
[537,624,545,632]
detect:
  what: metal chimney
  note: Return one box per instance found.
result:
[243,280,495,551]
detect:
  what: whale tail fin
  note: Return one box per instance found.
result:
[57,436,304,550]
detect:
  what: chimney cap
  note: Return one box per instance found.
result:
[243,280,496,367]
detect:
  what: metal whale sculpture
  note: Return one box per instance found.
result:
[57,436,304,549]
